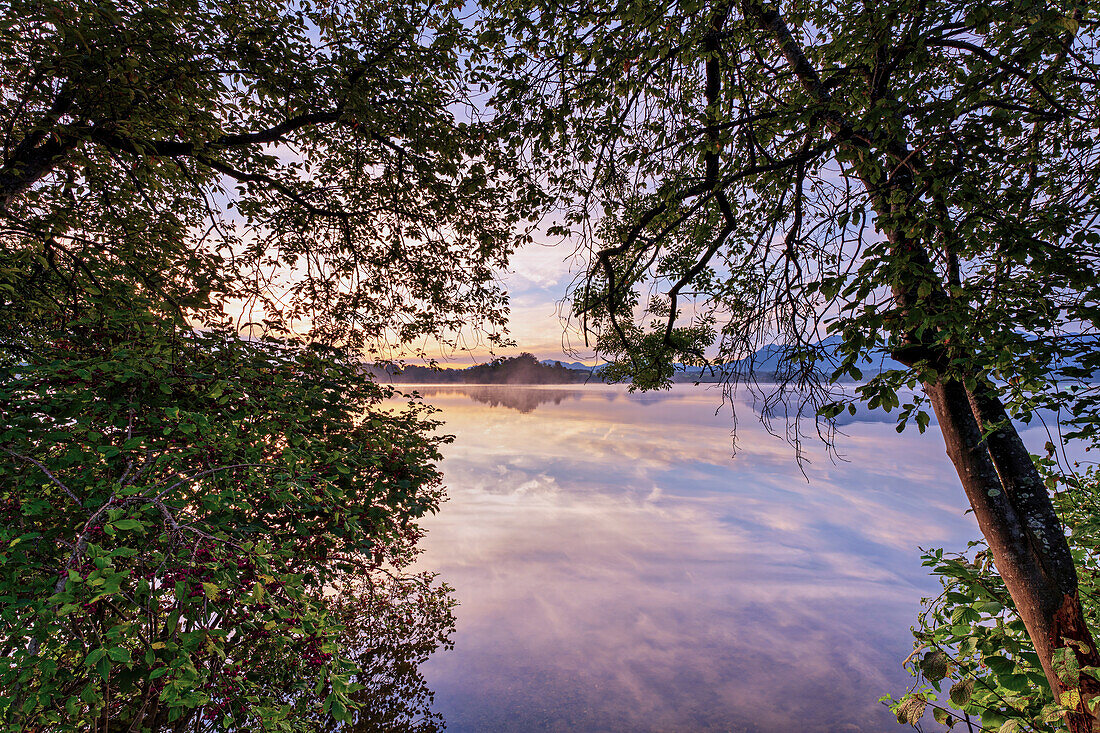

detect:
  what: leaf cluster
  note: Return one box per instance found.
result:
[0,314,452,730]
[885,462,1100,732]
[1,0,530,354]
[485,0,1100,448]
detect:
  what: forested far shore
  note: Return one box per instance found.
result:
[368,353,593,384]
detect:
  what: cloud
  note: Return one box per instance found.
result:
[507,241,578,292]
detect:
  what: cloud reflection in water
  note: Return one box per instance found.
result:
[394,384,980,732]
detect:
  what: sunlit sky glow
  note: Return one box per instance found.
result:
[417,237,599,366]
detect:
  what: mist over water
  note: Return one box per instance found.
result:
[388,383,986,732]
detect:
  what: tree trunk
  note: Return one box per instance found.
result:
[968,384,1100,717]
[0,88,76,210]
[926,379,1099,729]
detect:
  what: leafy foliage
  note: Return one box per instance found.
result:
[885,462,1100,731]
[0,0,527,727]
[0,314,452,730]
[486,0,1100,436]
[317,559,456,733]
[486,2,1100,724]
[0,0,527,353]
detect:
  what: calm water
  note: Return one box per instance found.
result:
[393,383,986,732]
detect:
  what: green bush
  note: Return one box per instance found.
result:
[886,461,1100,731]
[0,316,452,731]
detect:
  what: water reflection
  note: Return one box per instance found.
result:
[391,384,982,732]
[314,547,455,733]
[408,385,585,414]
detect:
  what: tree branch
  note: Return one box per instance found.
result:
[2,447,83,508]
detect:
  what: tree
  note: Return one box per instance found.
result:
[887,458,1100,731]
[0,0,527,727]
[487,0,1100,727]
[0,0,526,351]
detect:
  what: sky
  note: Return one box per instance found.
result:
[427,237,599,367]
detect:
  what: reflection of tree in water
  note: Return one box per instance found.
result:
[413,385,583,413]
[313,533,455,733]
[464,386,582,413]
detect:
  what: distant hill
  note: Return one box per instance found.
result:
[537,337,905,384]
[371,334,1096,387]
[371,339,913,386]
[666,336,907,383]
[540,360,601,372]
[377,353,593,385]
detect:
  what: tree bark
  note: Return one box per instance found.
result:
[0,133,78,210]
[968,383,1100,720]
[928,379,1099,729]
[0,88,76,209]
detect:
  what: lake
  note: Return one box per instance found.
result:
[388,383,985,732]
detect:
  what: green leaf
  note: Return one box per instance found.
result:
[951,606,981,625]
[984,655,1015,676]
[933,707,955,728]
[999,673,1031,693]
